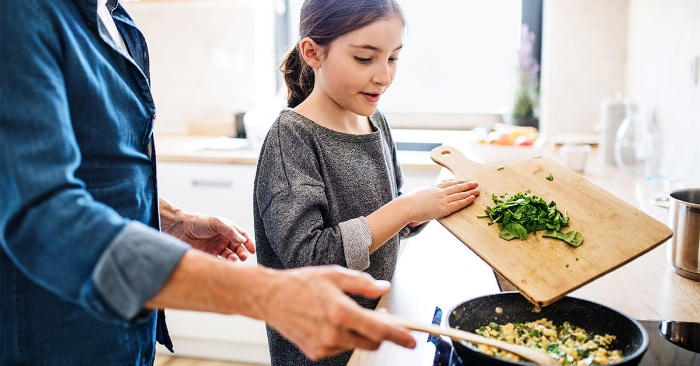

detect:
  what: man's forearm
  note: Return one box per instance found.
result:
[144,249,271,320]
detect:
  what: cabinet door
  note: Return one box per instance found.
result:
[157,162,256,231]
[156,162,270,364]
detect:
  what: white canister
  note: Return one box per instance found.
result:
[599,98,636,165]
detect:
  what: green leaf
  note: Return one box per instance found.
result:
[499,229,518,240]
[561,231,583,247]
[478,191,584,247]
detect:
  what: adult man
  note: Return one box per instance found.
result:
[0,0,415,364]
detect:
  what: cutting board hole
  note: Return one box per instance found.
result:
[440,150,452,156]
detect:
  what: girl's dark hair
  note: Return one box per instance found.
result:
[280,0,405,108]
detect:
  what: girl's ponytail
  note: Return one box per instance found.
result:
[282,0,405,108]
[280,44,314,108]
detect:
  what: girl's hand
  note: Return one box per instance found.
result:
[366,179,479,253]
[401,179,479,224]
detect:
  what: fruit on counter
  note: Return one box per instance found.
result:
[513,135,534,146]
[473,123,540,146]
[486,130,516,145]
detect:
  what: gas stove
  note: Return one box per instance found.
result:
[427,308,699,366]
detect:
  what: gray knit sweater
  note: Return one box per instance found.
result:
[253,109,422,366]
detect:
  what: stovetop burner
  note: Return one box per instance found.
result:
[427,307,700,366]
[640,320,699,366]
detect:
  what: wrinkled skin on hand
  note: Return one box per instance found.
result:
[259,266,417,360]
[159,199,255,261]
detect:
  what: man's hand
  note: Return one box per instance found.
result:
[159,198,255,261]
[258,266,417,360]
[147,252,416,360]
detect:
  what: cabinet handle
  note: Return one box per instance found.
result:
[191,179,233,188]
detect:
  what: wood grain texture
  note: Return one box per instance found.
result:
[431,146,673,307]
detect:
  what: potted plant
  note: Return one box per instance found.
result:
[511,24,540,128]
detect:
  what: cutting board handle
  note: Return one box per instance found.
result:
[430,145,480,179]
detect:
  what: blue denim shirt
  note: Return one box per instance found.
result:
[1,0,189,364]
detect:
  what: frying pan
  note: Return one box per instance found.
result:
[447,292,649,365]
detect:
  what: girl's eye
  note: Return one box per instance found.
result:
[389,57,399,62]
[354,56,372,63]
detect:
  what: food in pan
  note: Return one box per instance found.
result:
[474,318,624,365]
[477,191,583,247]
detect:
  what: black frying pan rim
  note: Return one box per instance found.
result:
[446,292,650,366]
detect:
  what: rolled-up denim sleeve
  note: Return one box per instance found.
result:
[92,222,189,320]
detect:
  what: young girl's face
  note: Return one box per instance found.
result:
[314,14,404,117]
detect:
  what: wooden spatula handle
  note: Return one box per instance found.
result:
[380,313,558,365]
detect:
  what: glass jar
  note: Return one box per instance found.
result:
[614,102,662,177]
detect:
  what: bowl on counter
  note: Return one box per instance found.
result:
[463,141,551,165]
[447,292,649,365]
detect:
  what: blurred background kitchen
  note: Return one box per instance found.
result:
[124,0,699,182]
[121,0,699,365]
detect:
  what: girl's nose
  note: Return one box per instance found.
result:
[373,64,392,86]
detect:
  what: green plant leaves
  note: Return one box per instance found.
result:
[478,191,583,247]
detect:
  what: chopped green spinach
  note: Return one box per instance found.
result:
[546,173,554,181]
[477,191,583,247]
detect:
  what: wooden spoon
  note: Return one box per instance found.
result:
[381,313,558,366]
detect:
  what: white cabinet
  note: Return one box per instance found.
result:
[157,162,257,231]
[156,162,270,364]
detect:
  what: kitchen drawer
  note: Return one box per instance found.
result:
[157,162,256,232]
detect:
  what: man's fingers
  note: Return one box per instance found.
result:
[326,267,391,299]
[346,309,417,349]
[212,219,247,243]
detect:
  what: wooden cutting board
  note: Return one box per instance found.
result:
[431,146,673,307]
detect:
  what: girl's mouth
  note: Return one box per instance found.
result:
[361,92,381,103]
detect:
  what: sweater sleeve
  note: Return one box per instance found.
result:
[255,120,353,269]
[339,217,372,270]
[258,183,349,268]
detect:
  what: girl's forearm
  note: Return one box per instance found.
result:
[365,196,413,253]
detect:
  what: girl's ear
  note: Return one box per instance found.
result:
[299,37,322,68]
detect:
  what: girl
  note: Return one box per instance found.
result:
[253,0,480,364]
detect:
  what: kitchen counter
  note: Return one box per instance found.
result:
[156,132,699,364]
[154,129,472,172]
[348,146,700,366]
[155,135,261,165]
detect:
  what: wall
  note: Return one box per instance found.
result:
[541,0,700,181]
[626,0,700,181]
[540,0,630,138]
[122,0,277,135]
